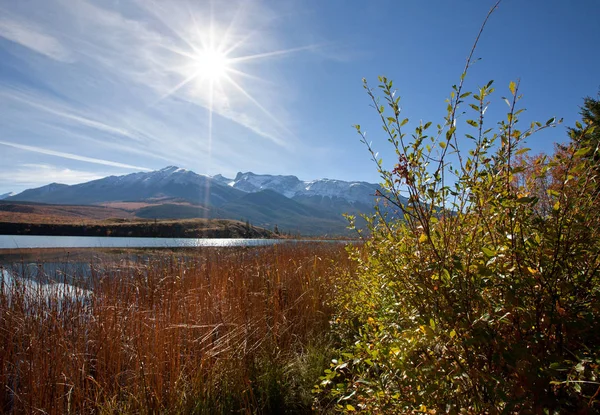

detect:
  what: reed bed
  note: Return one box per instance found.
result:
[0,243,354,414]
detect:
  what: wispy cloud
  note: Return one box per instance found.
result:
[0,0,333,195]
[0,86,143,142]
[0,14,72,62]
[0,164,106,187]
[0,140,150,170]
[54,0,305,145]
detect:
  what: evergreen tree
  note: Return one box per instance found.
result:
[568,93,600,152]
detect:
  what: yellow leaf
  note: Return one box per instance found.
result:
[419,233,427,243]
[346,404,356,411]
[553,201,560,211]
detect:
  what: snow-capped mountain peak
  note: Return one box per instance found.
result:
[229,172,303,197]
[7,166,384,209]
[218,172,381,204]
[0,192,15,200]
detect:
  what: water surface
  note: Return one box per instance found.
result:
[0,235,293,249]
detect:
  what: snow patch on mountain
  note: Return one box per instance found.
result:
[222,172,380,205]
[96,166,207,189]
[0,192,15,200]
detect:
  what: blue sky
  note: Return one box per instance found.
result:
[0,0,598,194]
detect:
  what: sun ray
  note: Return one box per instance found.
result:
[141,0,319,152]
[222,29,261,57]
[229,44,319,64]
[224,75,292,139]
[150,69,200,106]
[220,0,251,53]
[138,1,200,57]
[226,67,274,85]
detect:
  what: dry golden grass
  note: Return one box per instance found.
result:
[0,202,135,224]
[0,243,353,413]
[99,201,204,210]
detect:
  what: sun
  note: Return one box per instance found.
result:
[191,47,230,82]
[152,7,316,136]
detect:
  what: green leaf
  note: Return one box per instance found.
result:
[482,247,495,258]
[574,147,591,157]
[442,268,451,281]
[517,196,536,204]
[515,147,530,156]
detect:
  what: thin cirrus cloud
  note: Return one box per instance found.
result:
[0,164,107,187]
[0,140,151,171]
[0,13,72,62]
[0,86,144,143]
[58,0,305,144]
[0,0,322,191]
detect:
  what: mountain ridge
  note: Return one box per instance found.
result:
[6,166,400,235]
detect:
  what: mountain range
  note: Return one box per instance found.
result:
[5,166,401,235]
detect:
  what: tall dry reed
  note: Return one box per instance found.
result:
[0,243,354,413]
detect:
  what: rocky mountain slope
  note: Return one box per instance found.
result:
[7,166,402,235]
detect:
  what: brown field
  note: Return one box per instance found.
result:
[0,202,135,224]
[100,201,204,210]
[0,201,273,238]
[0,243,354,413]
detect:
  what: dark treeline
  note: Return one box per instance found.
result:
[0,219,273,238]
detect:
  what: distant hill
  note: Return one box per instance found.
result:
[6,166,406,235]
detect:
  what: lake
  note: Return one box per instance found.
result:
[0,235,310,250]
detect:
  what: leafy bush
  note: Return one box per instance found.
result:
[316,15,600,414]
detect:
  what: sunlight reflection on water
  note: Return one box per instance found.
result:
[0,235,291,249]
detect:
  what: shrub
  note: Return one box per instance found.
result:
[316,9,600,414]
